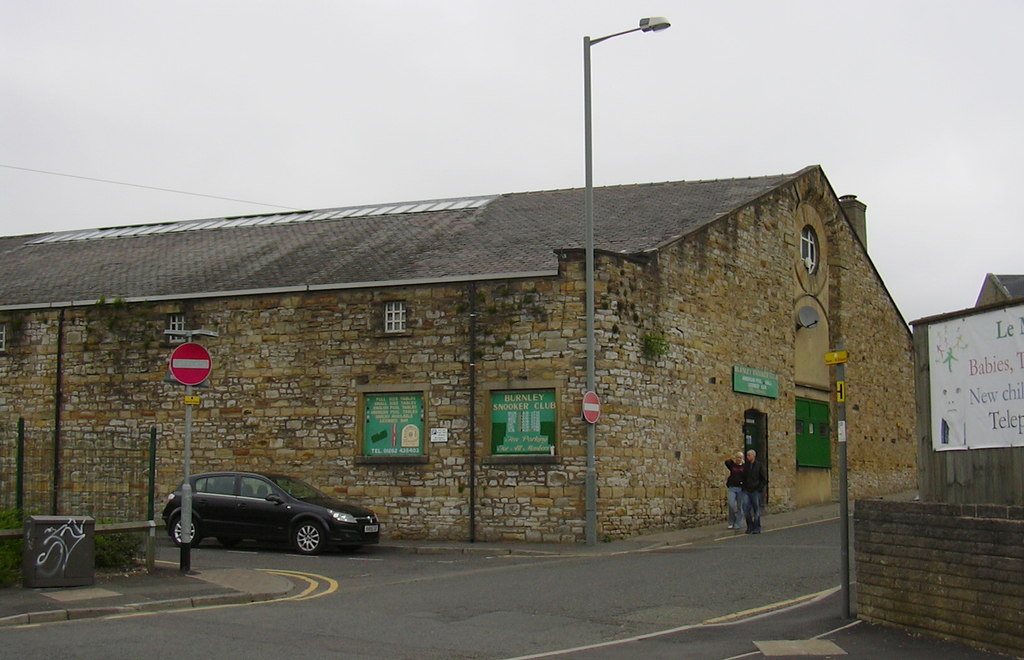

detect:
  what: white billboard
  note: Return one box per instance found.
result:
[929,303,1024,450]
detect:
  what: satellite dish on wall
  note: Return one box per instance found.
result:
[797,306,820,330]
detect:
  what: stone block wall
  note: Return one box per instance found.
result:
[854,499,1024,656]
[0,167,917,542]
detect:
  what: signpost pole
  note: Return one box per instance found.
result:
[180,383,193,573]
[833,343,851,618]
[165,329,217,575]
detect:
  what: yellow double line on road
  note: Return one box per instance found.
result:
[259,568,337,601]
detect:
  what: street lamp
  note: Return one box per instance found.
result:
[583,17,670,546]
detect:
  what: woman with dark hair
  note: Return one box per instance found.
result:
[725,451,745,529]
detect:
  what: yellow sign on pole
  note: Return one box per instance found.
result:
[184,395,201,406]
[836,381,846,402]
[825,350,849,365]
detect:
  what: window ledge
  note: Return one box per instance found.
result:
[355,455,429,465]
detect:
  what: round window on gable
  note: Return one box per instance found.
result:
[800,225,818,273]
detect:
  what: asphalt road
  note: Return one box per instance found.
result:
[0,520,1004,658]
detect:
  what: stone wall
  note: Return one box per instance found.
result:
[0,168,917,542]
[854,499,1024,656]
[0,310,60,514]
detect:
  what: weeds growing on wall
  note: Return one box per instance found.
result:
[641,332,669,360]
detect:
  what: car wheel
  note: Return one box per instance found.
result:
[293,520,326,555]
[217,537,241,548]
[169,513,203,547]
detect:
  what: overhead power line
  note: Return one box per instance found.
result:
[1,163,302,211]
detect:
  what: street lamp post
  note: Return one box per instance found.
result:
[583,17,670,546]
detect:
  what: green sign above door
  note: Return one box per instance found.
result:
[732,366,779,399]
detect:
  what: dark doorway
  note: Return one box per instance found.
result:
[743,409,769,503]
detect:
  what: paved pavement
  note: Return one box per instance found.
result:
[0,497,1010,658]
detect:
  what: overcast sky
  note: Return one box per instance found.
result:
[3,1,1022,323]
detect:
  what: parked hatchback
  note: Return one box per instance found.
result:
[162,471,380,554]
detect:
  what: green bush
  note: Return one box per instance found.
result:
[94,531,142,569]
[0,509,23,586]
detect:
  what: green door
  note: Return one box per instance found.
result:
[795,398,830,468]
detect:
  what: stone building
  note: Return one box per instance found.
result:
[0,165,915,542]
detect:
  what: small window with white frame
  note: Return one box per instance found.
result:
[0,322,6,352]
[384,301,407,334]
[800,226,819,273]
[167,313,186,342]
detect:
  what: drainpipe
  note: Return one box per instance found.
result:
[468,281,478,542]
[52,308,65,514]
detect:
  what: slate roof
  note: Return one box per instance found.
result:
[991,274,1024,299]
[0,168,810,308]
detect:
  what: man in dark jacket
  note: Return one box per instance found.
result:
[741,449,768,534]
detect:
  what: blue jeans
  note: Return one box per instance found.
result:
[727,486,744,527]
[742,490,763,532]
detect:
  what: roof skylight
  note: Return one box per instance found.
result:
[27,195,495,244]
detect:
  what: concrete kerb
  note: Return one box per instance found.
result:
[0,593,281,628]
[0,568,294,628]
[0,589,281,628]
[131,597,201,612]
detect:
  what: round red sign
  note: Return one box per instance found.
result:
[582,390,601,424]
[168,342,212,386]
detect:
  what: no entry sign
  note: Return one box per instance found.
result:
[582,390,601,424]
[168,342,212,386]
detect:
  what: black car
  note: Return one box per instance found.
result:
[162,471,380,554]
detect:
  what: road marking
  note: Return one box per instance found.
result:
[501,587,840,660]
[259,569,338,601]
[701,587,837,624]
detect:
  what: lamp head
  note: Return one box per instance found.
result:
[639,17,671,32]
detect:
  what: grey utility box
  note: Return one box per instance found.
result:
[22,516,95,588]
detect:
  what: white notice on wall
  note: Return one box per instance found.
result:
[928,303,1024,451]
[430,428,449,444]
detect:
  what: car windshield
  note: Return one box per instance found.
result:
[268,475,327,501]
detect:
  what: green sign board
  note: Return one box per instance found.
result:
[491,390,557,454]
[364,393,424,456]
[732,366,779,399]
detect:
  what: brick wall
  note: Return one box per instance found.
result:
[854,499,1024,656]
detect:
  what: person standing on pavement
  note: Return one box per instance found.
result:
[741,449,768,534]
[724,451,745,529]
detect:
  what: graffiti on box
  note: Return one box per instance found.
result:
[34,519,88,578]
